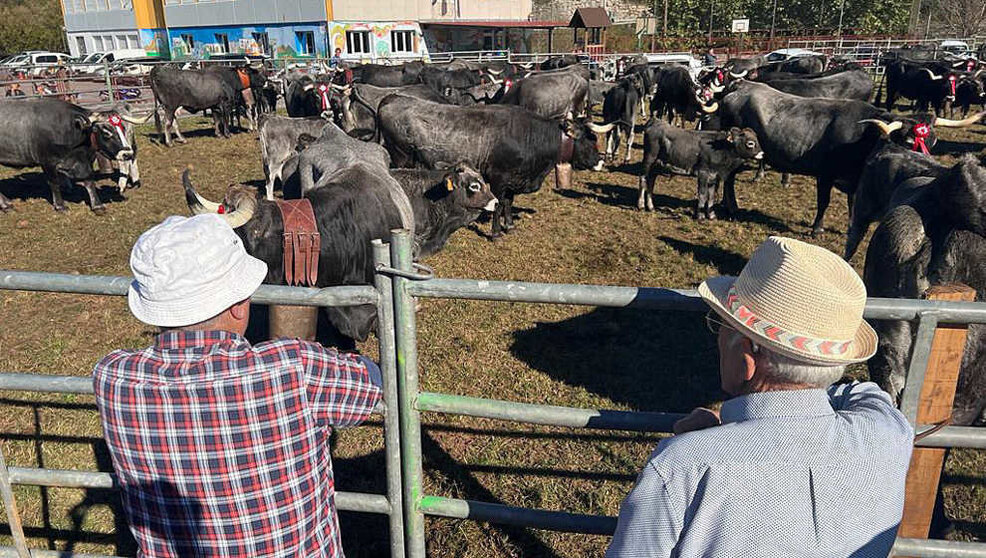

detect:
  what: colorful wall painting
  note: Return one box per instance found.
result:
[166,23,329,60]
[327,21,429,60]
[138,28,171,58]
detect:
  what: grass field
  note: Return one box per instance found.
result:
[0,111,985,557]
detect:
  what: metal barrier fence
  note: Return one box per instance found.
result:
[381,230,986,558]
[3,230,986,557]
[0,247,406,558]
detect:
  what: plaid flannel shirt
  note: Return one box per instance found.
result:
[93,330,382,558]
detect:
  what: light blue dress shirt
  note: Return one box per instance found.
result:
[606,382,914,558]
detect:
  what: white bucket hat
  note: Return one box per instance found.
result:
[127,214,268,328]
[698,236,877,365]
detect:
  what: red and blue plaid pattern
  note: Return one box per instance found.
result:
[93,330,382,558]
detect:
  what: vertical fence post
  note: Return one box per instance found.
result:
[0,445,31,558]
[373,240,406,558]
[899,284,976,546]
[103,58,113,103]
[390,230,427,558]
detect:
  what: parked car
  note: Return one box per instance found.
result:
[764,48,824,63]
[645,52,704,80]
[3,52,73,77]
[940,40,972,58]
[74,49,147,74]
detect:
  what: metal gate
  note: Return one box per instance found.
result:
[382,230,986,558]
[2,229,986,557]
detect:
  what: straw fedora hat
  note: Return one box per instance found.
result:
[698,236,876,365]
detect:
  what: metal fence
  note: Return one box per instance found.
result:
[380,230,986,558]
[0,242,406,558]
[2,229,986,557]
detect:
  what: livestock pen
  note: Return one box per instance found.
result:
[1,95,986,555]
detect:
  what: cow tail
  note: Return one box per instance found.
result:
[350,87,383,144]
[152,96,163,139]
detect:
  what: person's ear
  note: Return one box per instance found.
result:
[739,336,757,382]
[229,298,250,321]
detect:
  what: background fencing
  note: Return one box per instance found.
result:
[1,229,984,556]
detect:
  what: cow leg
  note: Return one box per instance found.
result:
[623,124,634,165]
[161,108,174,147]
[708,176,721,220]
[171,112,187,144]
[811,177,833,236]
[695,175,709,219]
[0,192,11,211]
[753,160,766,182]
[128,159,141,190]
[721,172,740,218]
[116,160,130,193]
[645,173,657,212]
[80,180,106,214]
[503,192,516,231]
[490,199,505,239]
[780,173,791,188]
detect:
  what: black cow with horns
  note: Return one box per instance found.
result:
[182,162,495,343]
[149,66,237,146]
[377,95,606,238]
[0,98,149,212]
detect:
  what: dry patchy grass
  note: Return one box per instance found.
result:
[0,113,985,556]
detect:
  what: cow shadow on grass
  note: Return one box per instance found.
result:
[0,172,126,209]
[556,181,690,213]
[511,306,722,414]
[657,236,749,276]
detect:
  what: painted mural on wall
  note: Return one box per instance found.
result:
[327,21,429,60]
[139,29,171,58]
[166,24,329,60]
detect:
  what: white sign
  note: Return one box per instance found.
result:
[731,19,750,33]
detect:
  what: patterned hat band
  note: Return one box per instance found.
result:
[725,285,854,357]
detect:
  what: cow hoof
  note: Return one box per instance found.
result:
[696,213,706,221]
[92,206,107,215]
[131,181,142,190]
[176,138,188,145]
[708,212,717,220]
[53,204,68,212]
[810,227,825,237]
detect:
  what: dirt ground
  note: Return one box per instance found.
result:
[0,111,985,557]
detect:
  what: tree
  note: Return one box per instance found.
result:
[0,0,66,55]
[932,0,986,37]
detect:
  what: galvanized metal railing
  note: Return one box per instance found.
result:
[0,241,405,558]
[382,230,986,558]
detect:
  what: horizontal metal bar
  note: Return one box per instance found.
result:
[0,373,92,394]
[417,392,682,432]
[5,467,391,515]
[422,495,986,555]
[419,495,616,535]
[0,271,378,307]
[0,372,386,416]
[406,279,986,323]
[893,538,986,557]
[0,547,125,558]
[915,426,986,449]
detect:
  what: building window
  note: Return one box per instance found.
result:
[391,30,414,53]
[588,27,601,44]
[215,33,230,53]
[104,35,116,49]
[482,30,496,51]
[253,32,270,55]
[296,31,316,56]
[128,34,139,49]
[117,35,128,49]
[346,31,370,55]
[181,33,195,50]
[93,36,104,51]
[76,36,88,55]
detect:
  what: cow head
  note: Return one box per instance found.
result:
[725,127,763,161]
[565,119,607,172]
[86,111,150,161]
[957,75,986,104]
[432,162,497,213]
[859,112,983,153]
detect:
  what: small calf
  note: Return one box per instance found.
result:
[639,120,762,219]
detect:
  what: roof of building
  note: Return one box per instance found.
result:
[569,7,611,28]
[420,19,567,28]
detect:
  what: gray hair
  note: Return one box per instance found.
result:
[757,348,845,389]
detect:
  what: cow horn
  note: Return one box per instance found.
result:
[183,169,222,214]
[701,101,719,113]
[975,69,985,78]
[487,68,503,76]
[729,70,748,78]
[220,188,258,229]
[934,111,985,128]
[859,119,904,136]
[119,112,153,125]
[710,84,724,93]
[586,122,616,133]
[920,68,943,80]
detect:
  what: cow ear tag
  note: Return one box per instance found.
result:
[446,177,455,191]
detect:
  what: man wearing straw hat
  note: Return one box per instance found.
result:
[606,236,914,558]
[93,214,382,557]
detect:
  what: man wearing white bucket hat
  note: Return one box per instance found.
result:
[607,237,914,558]
[92,215,382,558]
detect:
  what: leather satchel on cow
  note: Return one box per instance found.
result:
[275,199,320,287]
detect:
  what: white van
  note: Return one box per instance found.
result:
[3,52,73,76]
[74,49,147,74]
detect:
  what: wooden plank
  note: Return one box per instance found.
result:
[898,284,976,545]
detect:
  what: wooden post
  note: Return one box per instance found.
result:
[899,284,976,546]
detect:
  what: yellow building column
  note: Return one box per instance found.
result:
[325,0,334,21]
[133,0,166,29]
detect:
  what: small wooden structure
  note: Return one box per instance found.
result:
[569,7,611,58]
